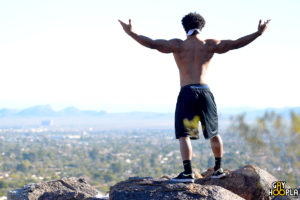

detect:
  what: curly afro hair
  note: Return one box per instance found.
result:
[181,12,205,34]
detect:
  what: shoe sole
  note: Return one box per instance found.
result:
[170,179,194,183]
[211,173,226,179]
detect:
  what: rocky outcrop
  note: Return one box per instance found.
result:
[8,165,295,200]
[109,177,244,200]
[196,165,286,200]
[110,165,293,200]
[7,177,106,200]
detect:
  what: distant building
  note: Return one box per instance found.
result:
[41,120,54,126]
[67,135,81,139]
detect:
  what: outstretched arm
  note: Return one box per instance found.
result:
[207,19,271,54]
[118,19,182,53]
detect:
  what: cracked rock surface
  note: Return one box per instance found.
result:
[7,177,101,200]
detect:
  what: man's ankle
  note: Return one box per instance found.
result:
[214,157,222,171]
[183,160,192,174]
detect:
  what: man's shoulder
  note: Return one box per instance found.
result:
[167,38,184,52]
[169,38,184,43]
[204,39,219,45]
[204,39,221,53]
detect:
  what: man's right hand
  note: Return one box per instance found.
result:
[258,19,271,35]
[118,19,132,35]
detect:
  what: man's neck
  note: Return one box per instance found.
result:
[187,35,201,41]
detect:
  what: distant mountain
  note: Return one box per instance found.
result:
[0,105,106,118]
[58,106,106,116]
[0,108,19,117]
[17,105,56,117]
[0,105,299,129]
[0,105,299,119]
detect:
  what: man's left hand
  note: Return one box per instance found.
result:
[258,19,271,35]
[118,19,132,35]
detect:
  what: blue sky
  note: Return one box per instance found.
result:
[0,0,299,112]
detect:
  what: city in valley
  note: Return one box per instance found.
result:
[0,105,299,198]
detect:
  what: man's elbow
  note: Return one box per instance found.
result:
[147,42,156,49]
[215,48,230,54]
[151,44,172,53]
[157,48,172,53]
[214,41,234,54]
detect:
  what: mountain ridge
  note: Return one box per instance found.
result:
[0,105,299,118]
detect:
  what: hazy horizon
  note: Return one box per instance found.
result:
[0,103,299,114]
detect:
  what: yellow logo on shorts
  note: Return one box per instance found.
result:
[183,115,200,137]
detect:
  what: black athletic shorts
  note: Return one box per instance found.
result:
[175,84,218,140]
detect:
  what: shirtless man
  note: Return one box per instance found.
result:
[118,13,270,183]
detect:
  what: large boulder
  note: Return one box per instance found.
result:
[7,177,104,200]
[110,165,294,200]
[196,165,291,200]
[109,177,244,200]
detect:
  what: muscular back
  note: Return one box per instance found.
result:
[118,19,270,87]
[173,37,214,87]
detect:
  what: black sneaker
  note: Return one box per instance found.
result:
[170,172,194,183]
[211,168,226,179]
